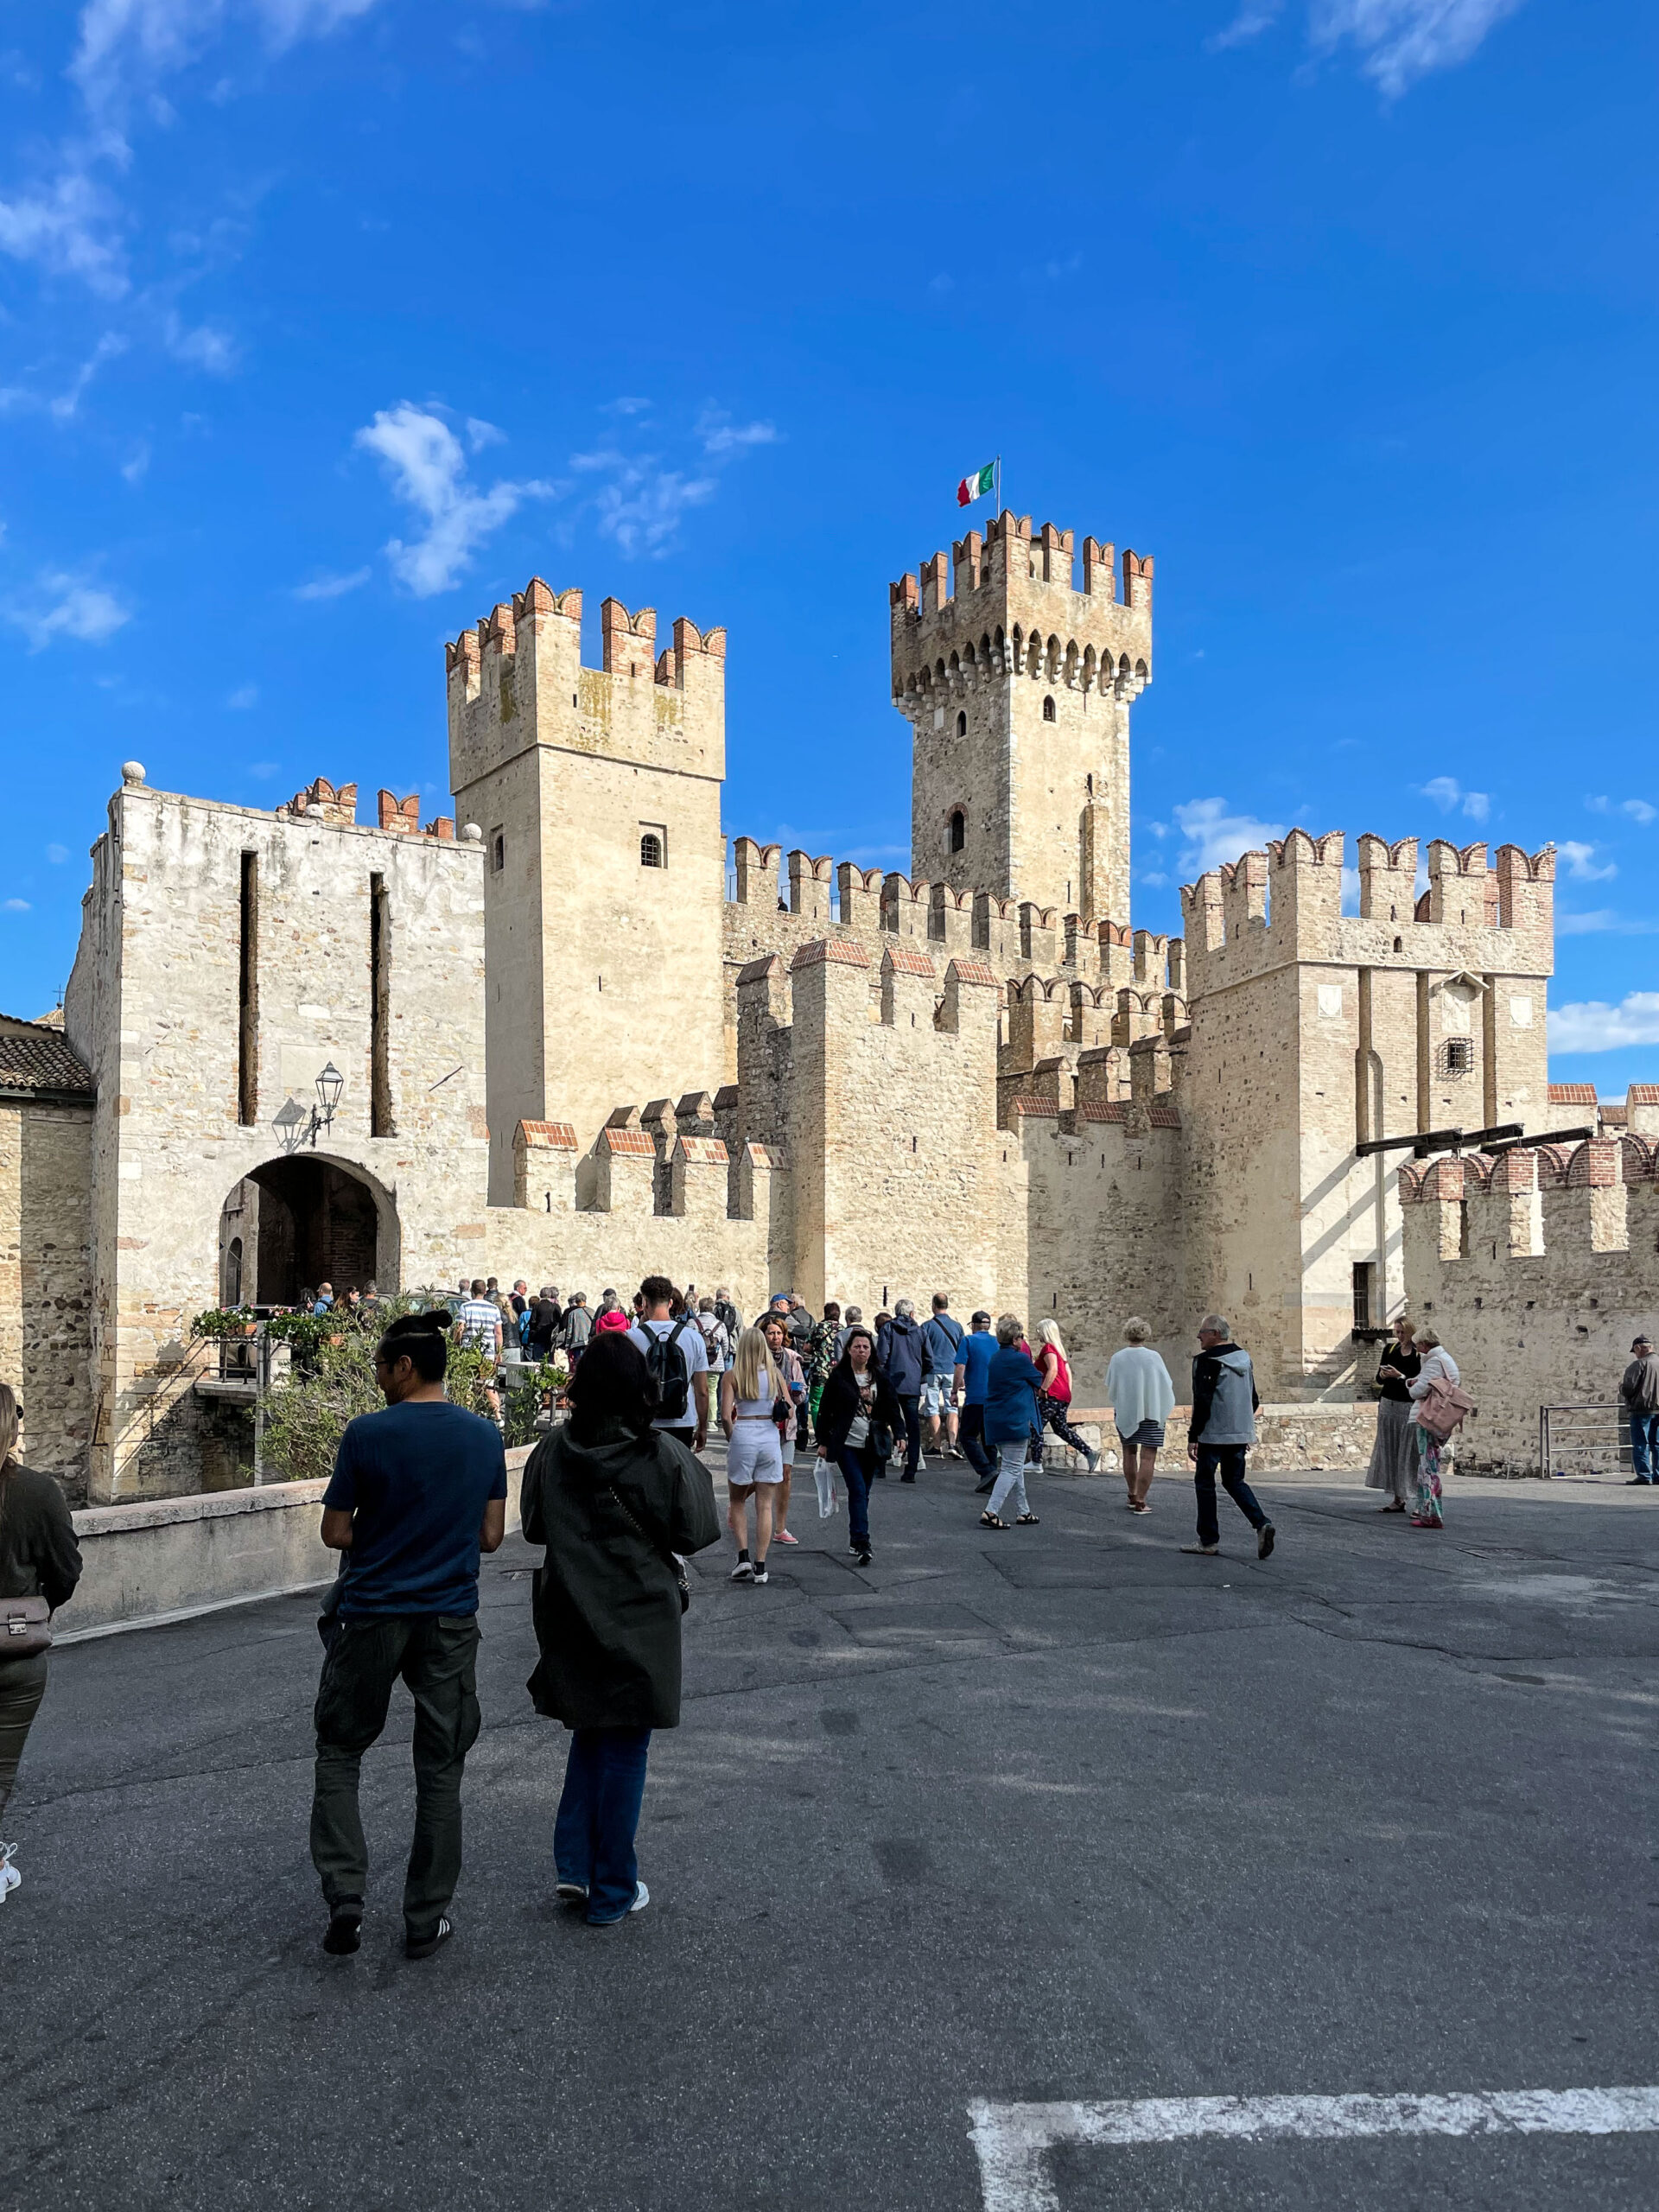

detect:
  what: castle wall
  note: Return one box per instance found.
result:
[1014,1102,1187,1395]
[1179,832,1554,1395]
[0,1097,94,1494]
[63,779,493,1500]
[891,513,1152,922]
[1401,1138,1659,1473]
[448,584,728,1193]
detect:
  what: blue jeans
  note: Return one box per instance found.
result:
[1631,1409,1659,1480]
[959,1404,995,1483]
[1193,1444,1267,1548]
[554,1726,652,1923]
[836,1444,880,1546]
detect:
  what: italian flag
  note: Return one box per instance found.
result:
[956,461,996,507]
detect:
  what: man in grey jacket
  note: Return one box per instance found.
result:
[1183,1313,1275,1560]
[1619,1333,1659,1484]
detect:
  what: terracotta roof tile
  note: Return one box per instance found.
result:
[673,1136,729,1165]
[882,944,937,977]
[1548,1082,1598,1103]
[945,958,999,988]
[0,1020,92,1099]
[517,1118,577,1149]
[1009,1095,1058,1117]
[600,1128,657,1157]
[789,938,869,972]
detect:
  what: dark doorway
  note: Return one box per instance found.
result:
[218,1158,391,1306]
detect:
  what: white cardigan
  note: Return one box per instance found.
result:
[1407,1345,1460,1427]
[1104,1345,1177,1434]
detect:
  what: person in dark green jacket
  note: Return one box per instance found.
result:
[0,1380,83,1903]
[520,1332,720,1925]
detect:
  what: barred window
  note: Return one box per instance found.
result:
[639,833,664,868]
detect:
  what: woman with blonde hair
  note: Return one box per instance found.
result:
[1366,1315,1421,1514]
[1405,1327,1460,1529]
[1104,1319,1176,1513]
[1033,1320,1099,1471]
[0,1381,83,1902]
[718,1326,787,1584]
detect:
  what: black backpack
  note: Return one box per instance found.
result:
[644,1315,694,1423]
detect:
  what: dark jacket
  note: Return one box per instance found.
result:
[527,1297,562,1354]
[1620,1352,1659,1413]
[1376,1343,1421,1404]
[0,1462,82,1618]
[1189,1343,1260,1446]
[815,1359,904,1457]
[983,1344,1044,1445]
[519,1416,720,1729]
[876,1313,926,1395]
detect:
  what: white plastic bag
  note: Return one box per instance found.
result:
[813,1459,840,1518]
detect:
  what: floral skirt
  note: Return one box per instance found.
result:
[1411,1423,1445,1525]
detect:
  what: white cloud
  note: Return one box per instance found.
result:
[1586,793,1656,824]
[122,442,150,483]
[1550,993,1659,1053]
[1557,839,1617,884]
[589,462,716,558]
[601,397,652,418]
[0,1,385,304]
[356,403,550,596]
[46,843,69,863]
[52,332,130,420]
[3,898,31,913]
[697,409,779,458]
[1420,775,1490,823]
[1211,0,1526,94]
[163,311,237,374]
[1209,2,1285,48]
[247,759,282,778]
[1174,796,1288,878]
[226,681,257,709]
[4,572,132,647]
[1310,0,1528,97]
[291,564,371,601]
[466,416,505,451]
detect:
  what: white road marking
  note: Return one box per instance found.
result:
[967,2088,1659,2212]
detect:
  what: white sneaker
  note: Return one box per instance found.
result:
[0,1845,19,1901]
[629,1880,650,1915]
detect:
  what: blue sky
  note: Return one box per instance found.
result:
[2,0,1656,1090]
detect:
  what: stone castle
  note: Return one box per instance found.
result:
[3,504,1643,1502]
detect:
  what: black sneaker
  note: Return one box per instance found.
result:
[752,1560,769,1585]
[322,1908,363,1956]
[1257,1523,1276,1560]
[555,1880,589,1908]
[405,1915,453,1961]
[853,1547,872,1567]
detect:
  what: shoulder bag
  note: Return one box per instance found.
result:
[604,1475,691,1615]
[0,1464,53,1657]
[1418,1376,1477,1443]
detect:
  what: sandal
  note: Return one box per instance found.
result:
[1378,1502,1405,1513]
[979,1510,1009,1529]
[1016,1512,1040,1525]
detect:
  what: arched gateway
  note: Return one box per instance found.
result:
[217,1154,400,1306]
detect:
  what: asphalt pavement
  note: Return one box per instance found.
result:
[7,1451,1659,2210]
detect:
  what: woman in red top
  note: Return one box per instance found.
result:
[1033,1321,1099,1472]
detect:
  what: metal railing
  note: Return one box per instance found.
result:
[1539,1402,1629,1478]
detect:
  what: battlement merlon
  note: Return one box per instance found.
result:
[887,510,1152,700]
[446,575,727,802]
[1179,829,1555,993]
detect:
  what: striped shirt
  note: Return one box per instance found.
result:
[457,1298,502,1351]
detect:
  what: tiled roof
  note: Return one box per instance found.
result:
[600,1128,656,1157]
[0,1019,92,1099]
[1009,1095,1059,1117]
[790,938,869,971]
[674,1136,729,1165]
[1548,1082,1598,1103]
[881,944,936,977]
[517,1119,577,1149]
[1629,1085,1659,1104]
[946,958,999,988]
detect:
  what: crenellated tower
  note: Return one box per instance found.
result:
[448,580,728,1201]
[889,512,1153,927]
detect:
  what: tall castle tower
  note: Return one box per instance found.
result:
[448,582,728,1204]
[889,512,1152,924]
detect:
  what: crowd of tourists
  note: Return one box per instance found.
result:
[0,1271,1493,1942]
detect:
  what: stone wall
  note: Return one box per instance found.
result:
[63,776,493,1501]
[0,1097,94,1496]
[1401,1135,1659,1473]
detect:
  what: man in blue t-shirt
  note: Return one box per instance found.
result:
[919,1294,966,1464]
[953,1311,999,1492]
[309,1312,507,1961]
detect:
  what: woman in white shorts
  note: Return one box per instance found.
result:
[760,1312,807,1549]
[719,1326,786,1585]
